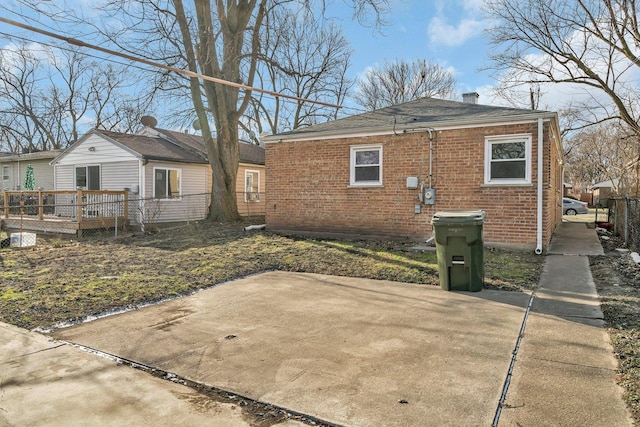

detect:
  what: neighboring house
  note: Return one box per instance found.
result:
[50,124,265,224]
[0,150,62,191]
[263,95,564,252]
[592,179,618,206]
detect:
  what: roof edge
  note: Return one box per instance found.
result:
[263,111,559,143]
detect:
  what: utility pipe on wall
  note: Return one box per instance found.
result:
[535,118,544,255]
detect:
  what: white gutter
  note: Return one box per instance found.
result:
[535,118,544,255]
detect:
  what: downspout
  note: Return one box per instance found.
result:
[139,158,145,232]
[535,118,544,255]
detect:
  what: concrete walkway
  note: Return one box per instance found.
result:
[0,321,271,427]
[0,222,633,426]
[499,222,632,426]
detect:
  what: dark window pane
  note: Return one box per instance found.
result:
[88,166,100,190]
[491,160,525,179]
[154,169,167,198]
[75,167,87,188]
[355,166,380,182]
[492,142,525,160]
[356,150,379,165]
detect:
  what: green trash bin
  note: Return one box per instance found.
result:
[431,210,485,292]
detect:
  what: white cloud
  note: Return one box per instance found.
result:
[428,16,487,47]
[427,0,492,48]
[0,41,51,67]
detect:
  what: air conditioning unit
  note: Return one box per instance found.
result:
[248,192,260,202]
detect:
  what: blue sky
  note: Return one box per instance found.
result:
[1,0,495,102]
[333,0,494,98]
[2,0,600,116]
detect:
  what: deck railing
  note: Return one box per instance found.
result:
[1,190,128,221]
[1,190,129,237]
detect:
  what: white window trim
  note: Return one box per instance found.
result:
[349,144,383,187]
[2,165,9,181]
[484,134,532,185]
[153,167,182,200]
[244,169,260,202]
[74,165,101,190]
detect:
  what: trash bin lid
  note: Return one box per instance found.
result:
[432,210,485,225]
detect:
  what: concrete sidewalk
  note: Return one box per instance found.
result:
[0,321,268,426]
[499,222,632,426]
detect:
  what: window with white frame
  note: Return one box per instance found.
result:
[245,170,260,202]
[484,135,532,185]
[2,166,9,181]
[75,165,101,190]
[350,145,382,186]
[154,167,181,199]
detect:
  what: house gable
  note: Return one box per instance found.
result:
[52,130,140,166]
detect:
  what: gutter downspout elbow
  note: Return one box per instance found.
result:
[535,118,544,255]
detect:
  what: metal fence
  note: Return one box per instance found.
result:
[1,191,265,244]
[608,197,640,252]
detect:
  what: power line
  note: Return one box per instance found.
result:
[0,31,155,75]
[0,16,343,110]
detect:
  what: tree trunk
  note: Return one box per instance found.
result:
[207,116,240,222]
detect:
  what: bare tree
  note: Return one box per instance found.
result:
[352,59,458,111]
[75,0,389,222]
[484,0,640,136]
[242,7,352,136]
[0,43,154,152]
[564,122,640,196]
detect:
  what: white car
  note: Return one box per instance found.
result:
[563,198,589,215]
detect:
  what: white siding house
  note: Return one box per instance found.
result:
[0,150,61,191]
[51,126,265,225]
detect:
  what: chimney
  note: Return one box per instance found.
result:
[462,92,479,104]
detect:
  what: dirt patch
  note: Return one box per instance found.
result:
[590,235,640,424]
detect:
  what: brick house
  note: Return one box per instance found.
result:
[263,95,564,252]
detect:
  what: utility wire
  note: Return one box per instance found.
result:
[0,31,155,76]
[0,16,343,110]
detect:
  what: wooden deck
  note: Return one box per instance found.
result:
[1,190,129,237]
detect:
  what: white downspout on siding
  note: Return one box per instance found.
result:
[535,118,544,255]
[139,159,145,230]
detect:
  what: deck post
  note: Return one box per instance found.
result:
[123,191,129,224]
[76,189,84,227]
[2,192,7,218]
[38,191,44,220]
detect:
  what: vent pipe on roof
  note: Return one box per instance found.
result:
[462,92,479,104]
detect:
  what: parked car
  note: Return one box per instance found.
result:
[563,197,589,215]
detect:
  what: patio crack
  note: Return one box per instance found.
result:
[62,341,345,427]
[492,292,535,427]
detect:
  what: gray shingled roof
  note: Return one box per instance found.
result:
[265,97,555,142]
[0,150,62,161]
[99,129,264,165]
[100,130,208,164]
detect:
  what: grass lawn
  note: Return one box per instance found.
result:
[0,222,543,330]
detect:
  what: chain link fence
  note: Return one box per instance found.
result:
[1,191,265,245]
[608,197,640,252]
